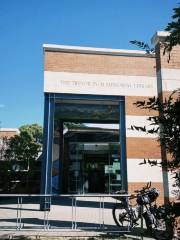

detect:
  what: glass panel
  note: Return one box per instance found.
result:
[52,99,122,194]
[52,124,60,194]
[68,143,84,193]
[65,142,121,194]
[108,143,121,193]
[55,103,119,122]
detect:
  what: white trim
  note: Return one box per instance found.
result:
[157,69,180,92]
[0,128,19,132]
[85,123,119,130]
[163,80,180,92]
[127,158,163,182]
[44,71,157,97]
[161,68,180,80]
[43,44,154,57]
[126,116,158,138]
[151,31,170,45]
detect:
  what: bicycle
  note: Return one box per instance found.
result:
[112,182,165,233]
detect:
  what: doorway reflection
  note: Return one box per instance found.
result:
[63,127,121,194]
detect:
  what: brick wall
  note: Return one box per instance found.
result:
[44,45,164,202]
[45,51,156,76]
[128,182,164,205]
[126,138,161,159]
[125,96,157,116]
[155,44,180,72]
[0,130,18,138]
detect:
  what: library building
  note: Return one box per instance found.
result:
[41,31,180,203]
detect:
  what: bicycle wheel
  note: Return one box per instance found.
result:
[143,210,155,232]
[153,218,169,240]
[143,210,167,239]
[112,203,133,228]
[149,206,166,231]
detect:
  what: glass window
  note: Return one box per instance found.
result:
[66,142,121,194]
[52,99,121,194]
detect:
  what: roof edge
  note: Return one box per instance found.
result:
[43,44,155,57]
[0,128,19,132]
[151,31,170,45]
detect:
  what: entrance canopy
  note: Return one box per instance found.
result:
[41,93,127,195]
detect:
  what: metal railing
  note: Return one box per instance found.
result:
[0,194,130,232]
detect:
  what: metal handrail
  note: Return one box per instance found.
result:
[0,193,130,232]
[0,193,130,197]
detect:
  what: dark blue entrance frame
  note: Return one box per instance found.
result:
[40,93,55,196]
[40,93,128,195]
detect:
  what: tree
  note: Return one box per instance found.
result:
[129,40,154,54]
[131,90,180,198]
[64,122,86,130]
[129,4,180,196]
[19,123,43,144]
[164,4,180,53]
[5,130,41,170]
[3,124,43,193]
[129,4,180,238]
[0,136,11,192]
[0,136,9,161]
[131,6,180,239]
[130,4,180,59]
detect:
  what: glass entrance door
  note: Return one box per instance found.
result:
[67,142,121,194]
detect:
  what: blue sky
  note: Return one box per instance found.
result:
[0,0,178,128]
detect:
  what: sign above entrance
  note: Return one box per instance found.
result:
[44,71,157,97]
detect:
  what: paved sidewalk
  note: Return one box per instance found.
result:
[0,230,156,240]
[0,197,156,239]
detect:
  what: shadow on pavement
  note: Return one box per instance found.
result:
[0,217,126,231]
[0,197,116,210]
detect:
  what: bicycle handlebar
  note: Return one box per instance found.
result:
[129,194,136,200]
[134,182,151,194]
